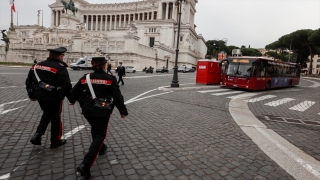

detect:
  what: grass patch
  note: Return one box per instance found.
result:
[0,62,33,66]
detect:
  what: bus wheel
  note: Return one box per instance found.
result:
[288,81,292,88]
[265,81,271,90]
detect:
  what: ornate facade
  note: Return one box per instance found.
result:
[2,0,207,70]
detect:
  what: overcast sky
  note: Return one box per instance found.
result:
[0,0,319,48]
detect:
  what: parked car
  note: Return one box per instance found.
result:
[156,67,169,73]
[125,66,136,73]
[183,68,195,73]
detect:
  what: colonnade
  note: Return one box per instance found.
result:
[159,2,177,20]
[52,10,62,26]
[83,12,157,31]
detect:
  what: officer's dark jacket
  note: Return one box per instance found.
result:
[71,70,128,117]
[25,58,75,102]
[116,66,126,76]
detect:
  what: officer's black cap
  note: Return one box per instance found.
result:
[47,47,67,55]
[92,57,107,65]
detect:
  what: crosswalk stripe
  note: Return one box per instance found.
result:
[211,91,243,96]
[198,89,230,93]
[227,93,259,99]
[289,101,315,112]
[264,98,295,107]
[246,95,277,102]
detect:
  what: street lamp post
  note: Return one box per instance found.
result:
[171,0,185,88]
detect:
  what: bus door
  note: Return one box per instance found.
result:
[256,59,269,89]
[219,60,228,83]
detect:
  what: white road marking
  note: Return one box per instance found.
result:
[0,106,25,115]
[229,94,320,180]
[227,93,259,99]
[0,86,17,89]
[0,99,28,106]
[211,91,242,96]
[0,173,10,180]
[0,99,28,115]
[289,101,315,112]
[198,89,227,93]
[126,92,170,104]
[125,89,157,104]
[264,98,295,107]
[301,78,320,88]
[61,125,86,139]
[246,95,277,102]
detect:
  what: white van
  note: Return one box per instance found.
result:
[70,56,92,70]
[178,64,192,72]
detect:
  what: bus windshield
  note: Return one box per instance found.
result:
[226,58,257,77]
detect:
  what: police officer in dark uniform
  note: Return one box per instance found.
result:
[25,47,76,149]
[71,57,128,179]
[116,62,126,85]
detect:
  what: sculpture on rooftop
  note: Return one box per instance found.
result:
[1,30,10,52]
[61,0,78,15]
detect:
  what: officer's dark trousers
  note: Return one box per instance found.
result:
[117,75,124,85]
[37,100,63,143]
[83,115,110,167]
[107,70,113,75]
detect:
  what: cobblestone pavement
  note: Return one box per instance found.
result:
[0,66,305,179]
[248,79,320,162]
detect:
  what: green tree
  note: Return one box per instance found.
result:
[265,29,320,74]
[226,45,240,55]
[205,40,227,59]
[241,48,262,56]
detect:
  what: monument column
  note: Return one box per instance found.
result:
[157,2,162,20]
[55,10,58,26]
[172,5,176,20]
[104,15,108,31]
[166,3,169,19]
[95,15,98,31]
[91,15,93,31]
[119,15,122,28]
[152,11,154,20]
[109,15,112,30]
[128,14,131,25]
[100,15,103,31]
[51,10,54,26]
[124,14,127,27]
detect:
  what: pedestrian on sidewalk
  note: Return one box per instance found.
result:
[116,62,126,85]
[106,63,113,75]
[71,57,128,179]
[25,47,76,149]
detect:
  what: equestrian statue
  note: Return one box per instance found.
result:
[61,0,78,16]
[1,30,10,52]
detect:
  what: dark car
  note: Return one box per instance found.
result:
[156,67,169,73]
[183,68,195,73]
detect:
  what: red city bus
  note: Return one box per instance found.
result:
[220,57,301,90]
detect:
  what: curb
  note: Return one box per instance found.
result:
[158,84,222,92]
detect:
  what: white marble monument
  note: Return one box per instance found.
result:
[5,0,207,70]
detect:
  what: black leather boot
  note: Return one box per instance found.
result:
[77,164,91,179]
[30,133,42,145]
[50,139,66,149]
[99,144,107,155]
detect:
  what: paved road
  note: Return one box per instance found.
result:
[0,66,319,179]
